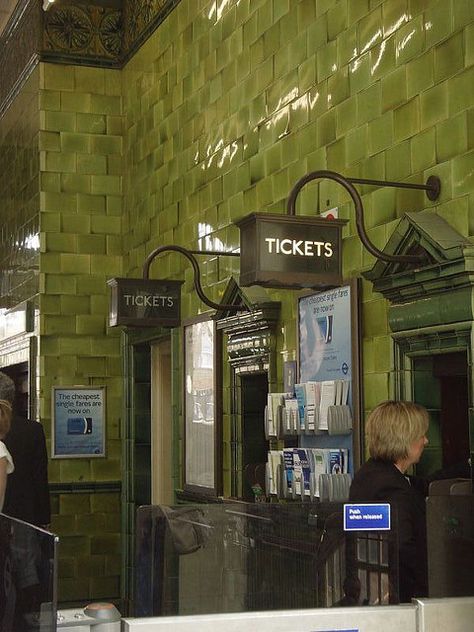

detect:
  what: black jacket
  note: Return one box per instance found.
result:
[349,458,428,603]
[3,415,51,527]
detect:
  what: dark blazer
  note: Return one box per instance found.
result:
[3,415,51,527]
[349,458,428,603]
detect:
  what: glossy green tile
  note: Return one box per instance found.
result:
[448,66,474,116]
[77,113,107,134]
[348,51,371,94]
[468,108,474,148]
[411,127,436,172]
[91,135,122,154]
[370,32,396,80]
[452,150,474,197]
[436,112,468,162]
[263,20,280,58]
[40,90,60,111]
[77,154,107,175]
[297,0,316,29]
[327,2,347,41]
[357,83,382,125]
[394,97,420,141]
[406,0,427,14]
[61,92,92,113]
[317,108,336,146]
[273,0,289,22]
[336,94,357,136]
[60,253,91,274]
[395,15,424,65]
[424,1,452,48]
[381,66,407,112]
[368,111,393,153]
[406,50,434,99]
[346,124,367,165]
[349,0,370,23]
[357,6,383,54]
[421,82,448,128]
[382,0,409,38]
[61,213,91,235]
[466,22,474,68]
[61,174,91,194]
[298,55,317,92]
[60,132,90,153]
[326,137,345,171]
[453,0,474,29]
[73,67,105,94]
[77,193,106,214]
[42,63,75,91]
[46,232,77,253]
[385,139,411,180]
[257,0,273,34]
[242,9,258,47]
[40,207,60,232]
[328,67,349,106]
[44,111,76,133]
[306,13,328,55]
[434,32,464,83]
[338,26,357,68]
[317,40,337,81]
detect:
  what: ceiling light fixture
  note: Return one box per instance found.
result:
[43,0,56,11]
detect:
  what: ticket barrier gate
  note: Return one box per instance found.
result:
[122,596,474,632]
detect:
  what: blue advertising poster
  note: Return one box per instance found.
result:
[343,503,391,531]
[298,285,352,384]
[52,386,105,458]
[298,285,354,471]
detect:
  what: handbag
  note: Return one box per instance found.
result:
[161,506,211,555]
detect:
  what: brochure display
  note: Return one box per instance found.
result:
[265,279,362,501]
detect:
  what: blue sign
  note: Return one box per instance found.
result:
[52,386,106,458]
[343,503,391,531]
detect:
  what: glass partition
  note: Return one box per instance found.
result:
[134,502,400,617]
[0,513,58,632]
[426,494,474,598]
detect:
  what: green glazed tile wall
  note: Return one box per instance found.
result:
[39,62,123,603]
[0,69,40,307]
[2,0,474,607]
[121,0,474,436]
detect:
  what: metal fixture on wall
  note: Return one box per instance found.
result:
[142,244,244,312]
[286,170,441,265]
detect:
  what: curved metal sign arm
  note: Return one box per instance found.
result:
[142,244,246,312]
[286,170,441,265]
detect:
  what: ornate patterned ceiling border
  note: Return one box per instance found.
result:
[0,0,41,119]
[40,0,181,67]
[121,0,181,64]
[41,3,123,67]
[0,0,182,119]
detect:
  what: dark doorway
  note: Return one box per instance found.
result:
[413,352,470,476]
[241,373,268,501]
[2,361,29,418]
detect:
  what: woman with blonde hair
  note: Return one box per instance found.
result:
[349,400,429,603]
[0,397,15,511]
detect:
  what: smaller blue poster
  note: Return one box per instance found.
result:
[52,386,106,458]
[343,503,391,531]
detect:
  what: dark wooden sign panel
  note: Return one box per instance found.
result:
[235,213,347,289]
[107,278,183,327]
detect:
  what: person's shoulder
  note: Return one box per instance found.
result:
[11,415,46,437]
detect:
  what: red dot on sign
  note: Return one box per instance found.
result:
[325,213,335,220]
